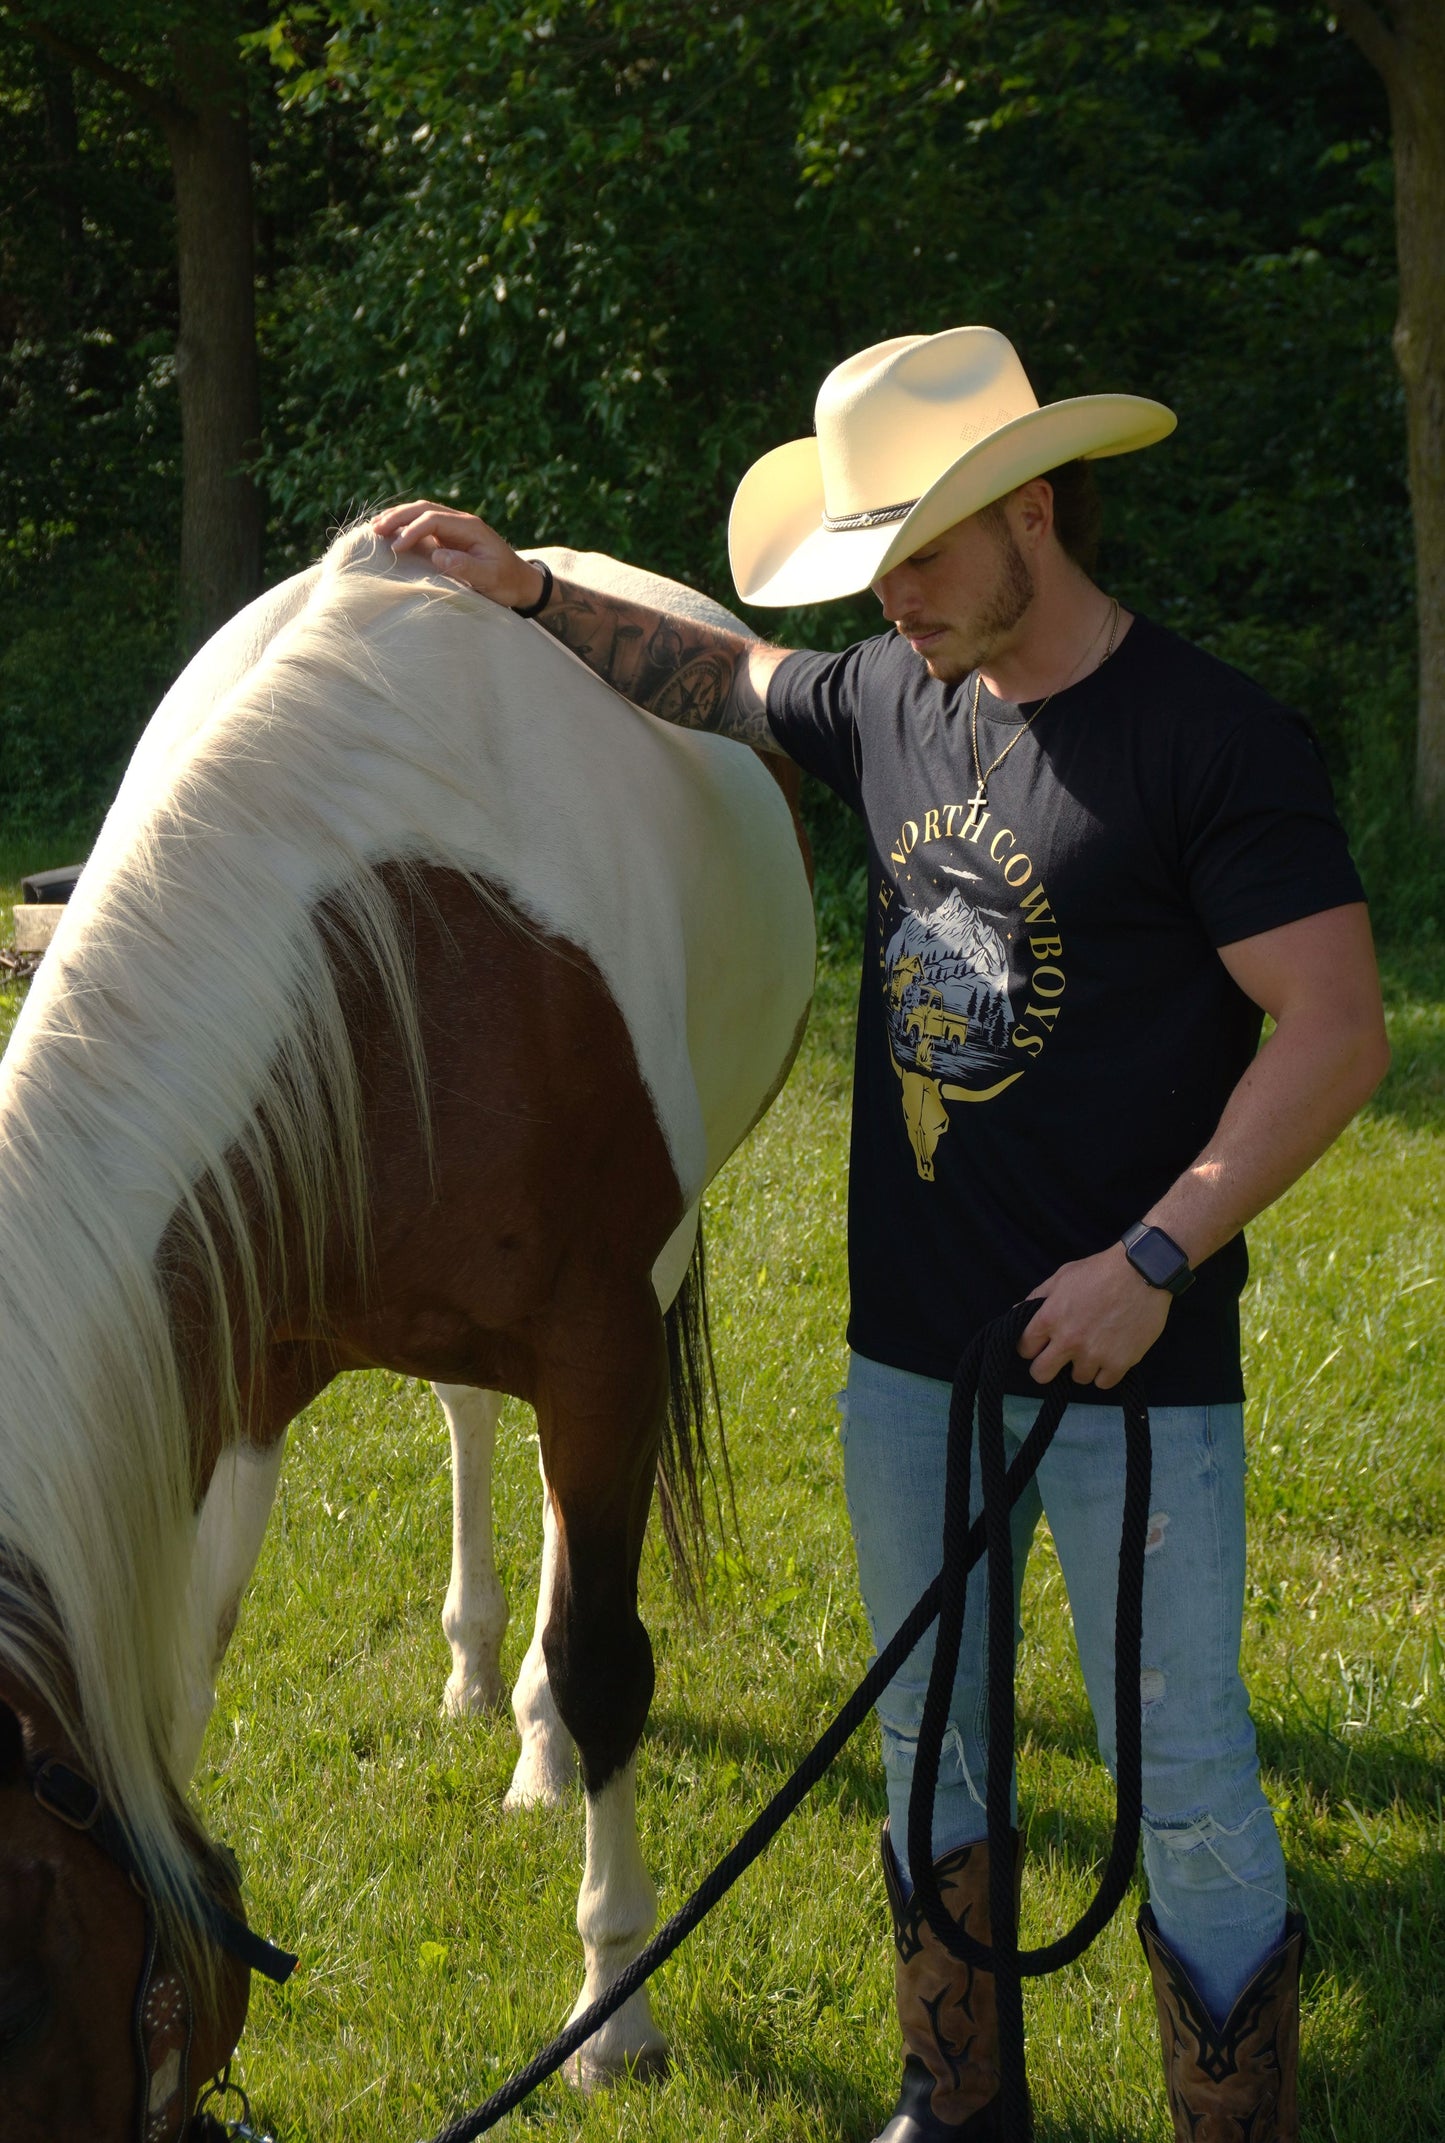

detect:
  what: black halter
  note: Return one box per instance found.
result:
[26,1749,296,2142]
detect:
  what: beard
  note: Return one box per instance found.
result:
[928,519,1036,685]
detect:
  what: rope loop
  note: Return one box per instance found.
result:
[906,1301,1152,2141]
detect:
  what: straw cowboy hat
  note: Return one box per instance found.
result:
[728,325,1176,608]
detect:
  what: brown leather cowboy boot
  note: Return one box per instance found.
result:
[874,1822,1018,2143]
[1138,1904,1307,2143]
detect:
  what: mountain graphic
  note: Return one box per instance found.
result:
[919,888,1009,987]
[887,891,1011,998]
[884,890,1016,1065]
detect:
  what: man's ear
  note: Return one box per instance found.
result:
[1011,476,1056,551]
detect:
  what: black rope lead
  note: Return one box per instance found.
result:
[908,1301,1152,2141]
[423,1307,1150,2143]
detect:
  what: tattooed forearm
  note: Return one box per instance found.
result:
[539,579,789,752]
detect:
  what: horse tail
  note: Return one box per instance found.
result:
[656,1220,733,1605]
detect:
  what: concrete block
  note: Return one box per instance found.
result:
[12,904,65,954]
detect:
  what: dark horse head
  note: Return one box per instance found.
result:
[0,1684,266,2139]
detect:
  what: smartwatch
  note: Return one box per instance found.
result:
[1121,1222,1195,1297]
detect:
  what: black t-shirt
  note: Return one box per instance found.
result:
[766,616,1366,1402]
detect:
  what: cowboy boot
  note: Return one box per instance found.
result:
[874,1822,1020,2143]
[1138,1905,1307,2143]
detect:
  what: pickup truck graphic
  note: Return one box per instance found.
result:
[903,987,970,1052]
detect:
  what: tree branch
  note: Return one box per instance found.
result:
[1333,0,1403,98]
[5,13,188,130]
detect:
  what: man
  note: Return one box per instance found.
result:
[375,325,1389,2143]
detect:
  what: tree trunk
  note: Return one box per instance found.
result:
[1339,0,1445,833]
[1393,12,1445,833]
[38,53,81,317]
[164,27,263,652]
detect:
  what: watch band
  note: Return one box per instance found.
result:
[513,557,554,618]
[1121,1221,1195,1296]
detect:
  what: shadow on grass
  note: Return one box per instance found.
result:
[643,1699,886,1818]
[1029,2110,1161,2143]
[1257,1712,1445,1816]
[642,1696,1185,1890]
[1016,1688,1100,1766]
[1017,1800,1123,1893]
[1292,1842,1445,2143]
[683,2005,887,2143]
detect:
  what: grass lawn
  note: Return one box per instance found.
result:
[2,838,1443,2141]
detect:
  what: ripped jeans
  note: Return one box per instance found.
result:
[842,1351,1287,2023]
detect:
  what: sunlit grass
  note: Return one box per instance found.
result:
[199,949,1445,2142]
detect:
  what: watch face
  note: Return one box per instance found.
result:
[1126,1226,1190,1291]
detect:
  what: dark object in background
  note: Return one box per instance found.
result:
[21,866,84,904]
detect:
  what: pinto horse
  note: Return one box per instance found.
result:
[0,528,814,2137]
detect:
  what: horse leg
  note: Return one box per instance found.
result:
[504,1444,579,1806]
[538,1302,670,2086]
[499,1205,697,1806]
[567,1751,662,2085]
[433,1381,579,1795]
[501,1204,696,1808]
[433,1383,509,1716]
[172,1433,288,1783]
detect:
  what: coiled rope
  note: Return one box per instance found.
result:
[907,1303,1151,2140]
[424,1301,1150,2143]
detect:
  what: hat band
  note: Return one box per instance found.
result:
[821,495,918,533]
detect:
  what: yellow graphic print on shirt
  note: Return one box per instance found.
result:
[879,798,1065,1180]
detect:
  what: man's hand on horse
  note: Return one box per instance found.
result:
[372,501,544,610]
[1016,1245,1172,1390]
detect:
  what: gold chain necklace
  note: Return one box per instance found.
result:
[968,597,1120,809]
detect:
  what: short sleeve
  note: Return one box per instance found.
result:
[766,644,868,814]
[1181,707,1366,947]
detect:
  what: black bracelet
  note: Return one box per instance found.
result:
[513,558,553,618]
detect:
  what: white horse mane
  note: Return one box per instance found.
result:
[0,525,754,1985]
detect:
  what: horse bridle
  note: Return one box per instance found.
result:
[25,1748,296,2142]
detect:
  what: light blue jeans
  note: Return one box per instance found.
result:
[841,1350,1287,2023]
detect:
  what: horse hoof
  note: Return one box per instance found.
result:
[441,1671,507,1718]
[562,1981,668,2089]
[563,2036,670,2092]
[502,1750,576,1810]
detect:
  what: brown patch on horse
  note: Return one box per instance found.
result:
[167,866,687,1793]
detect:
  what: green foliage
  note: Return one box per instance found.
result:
[243,0,1399,621]
[1342,642,1445,946]
[251,5,1416,777]
[0,25,179,816]
[0,540,177,829]
[0,37,180,559]
[1,0,1435,930]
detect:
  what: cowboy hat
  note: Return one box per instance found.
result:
[728,326,1176,607]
